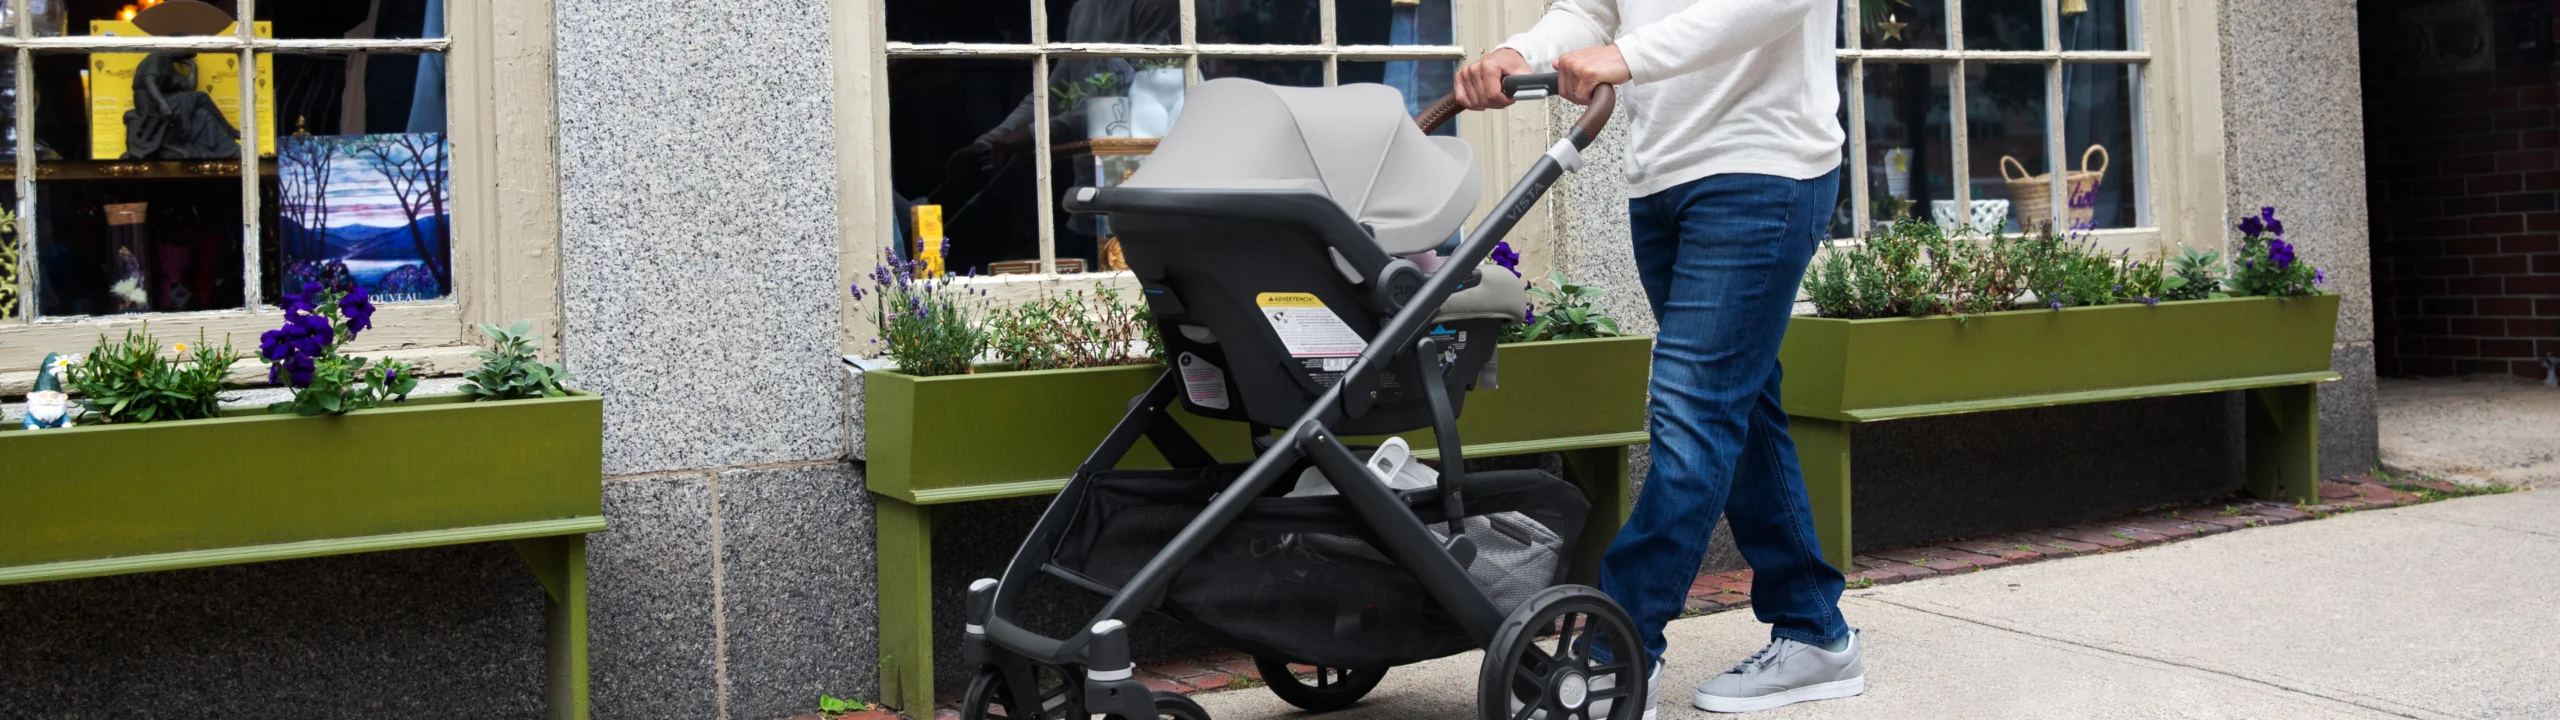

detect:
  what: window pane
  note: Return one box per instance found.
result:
[1201,58,1323,87]
[1831,62,1855,238]
[1197,0,1318,45]
[889,0,1032,44]
[1854,0,1947,50]
[32,52,250,316]
[887,58,1040,277]
[1965,62,2046,234]
[262,0,445,40]
[2063,63,2142,229]
[8,0,70,37]
[1048,57,1186,273]
[1045,0,1180,46]
[2061,0,2137,51]
[1340,0,1452,47]
[81,0,238,37]
[1962,0,2046,51]
[1340,60,1456,135]
[1861,63,1953,230]
[268,52,454,303]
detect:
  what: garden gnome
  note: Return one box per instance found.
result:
[2541,353,2557,388]
[23,352,74,430]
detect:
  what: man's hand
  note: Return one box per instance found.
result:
[1455,48,1531,110]
[1554,45,1632,105]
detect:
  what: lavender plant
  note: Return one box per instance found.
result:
[1805,218,2175,319]
[259,280,419,415]
[2228,207,2323,297]
[852,250,986,377]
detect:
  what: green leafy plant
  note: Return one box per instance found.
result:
[2162,246,2227,301]
[817,693,873,718]
[459,320,573,401]
[853,253,987,377]
[987,286,1157,371]
[1135,57,1185,72]
[258,280,419,416]
[1506,270,1622,342]
[64,326,242,425]
[2227,206,2323,297]
[1804,218,2182,319]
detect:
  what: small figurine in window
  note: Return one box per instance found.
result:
[23,352,75,430]
[123,51,241,161]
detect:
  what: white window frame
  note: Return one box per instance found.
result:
[0,0,562,392]
[1834,0,2227,256]
[835,0,1544,353]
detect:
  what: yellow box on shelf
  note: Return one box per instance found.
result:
[86,20,277,161]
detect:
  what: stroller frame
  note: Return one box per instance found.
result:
[960,77,1625,720]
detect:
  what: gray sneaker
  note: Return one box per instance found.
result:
[1586,663,1660,720]
[1693,630,1865,713]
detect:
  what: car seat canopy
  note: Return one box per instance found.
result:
[1123,79,1483,256]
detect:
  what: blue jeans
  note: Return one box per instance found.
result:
[1599,170,1850,665]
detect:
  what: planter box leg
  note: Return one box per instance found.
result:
[2246,384,2322,505]
[1790,417,1855,573]
[876,497,938,712]
[512,535,591,720]
[1561,446,1632,587]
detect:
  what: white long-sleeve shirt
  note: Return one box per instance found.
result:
[1497,0,1841,197]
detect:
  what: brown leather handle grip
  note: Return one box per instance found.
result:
[1413,83,1616,149]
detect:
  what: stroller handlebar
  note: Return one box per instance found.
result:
[1415,74,1616,151]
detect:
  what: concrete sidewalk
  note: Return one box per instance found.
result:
[1193,489,2560,720]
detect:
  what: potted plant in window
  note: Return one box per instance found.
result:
[0,287,603,583]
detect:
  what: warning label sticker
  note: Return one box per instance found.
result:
[1255,292,1367,358]
[1177,352,1229,410]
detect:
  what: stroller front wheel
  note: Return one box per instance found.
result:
[1477,585,1648,720]
[1251,657,1388,712]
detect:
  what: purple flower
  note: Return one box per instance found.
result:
[1489,241,1522,277]
[2236,215,2265,237]
[340,285,375,338]
[2314,268,2326,285]
[848,282,867,301]
[385,367,400,386]
[1522,303,1537,324]
[2268,218,2284,236]
[2140,296,2160,306]
[2268,238,2297,270]
[2049,300,2063,310]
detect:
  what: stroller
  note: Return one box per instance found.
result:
[958,74,1638,720]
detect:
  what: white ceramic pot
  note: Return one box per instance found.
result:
[1082,96,1133,139]
[1129,68,1185,138]
[1931,199,2012,234]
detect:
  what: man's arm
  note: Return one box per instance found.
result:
[1612,0,1823,84]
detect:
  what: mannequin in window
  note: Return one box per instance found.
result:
[124,51,242,160]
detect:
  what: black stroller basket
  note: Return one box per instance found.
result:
[955,74,1645,720]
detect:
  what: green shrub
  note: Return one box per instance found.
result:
[1505,270,1622,342]
[1804,219,2176,319]
[65,326,243,425]
[987,286,1156,371]
[460,321,573,401]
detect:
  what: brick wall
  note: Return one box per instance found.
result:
[2365,0,2560,379]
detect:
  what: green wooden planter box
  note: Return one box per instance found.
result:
[1775,295,2343,571]
[862,335,1655,709]
[0,392,606,719]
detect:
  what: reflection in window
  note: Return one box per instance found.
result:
[2065,63,2143,229]
[1861,63,1952,231]
[1966,62,2046,234]
[887,59,1039,277]
[1341,60,1455,135]
[261,0,445,40]
[2061,0,2137,52]
[1962,0,2046,51]
[1197,0,1318,45]
[889,0,1031,44]
[1339,0,1451,47]
[1831,62,1855,238]
[1049,0,1181,47]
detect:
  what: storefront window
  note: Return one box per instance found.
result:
[6,0,451,320]
[1839,0,2148,237]
[882,0,1467,277]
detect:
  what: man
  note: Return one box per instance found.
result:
[1457,0,1860,715]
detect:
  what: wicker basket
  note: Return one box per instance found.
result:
[2002,145,2109,231]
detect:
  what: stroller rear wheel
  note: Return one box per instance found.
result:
[1477,585,1647,720]
[1251,657,1387,712]
[960,664,1083,720]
